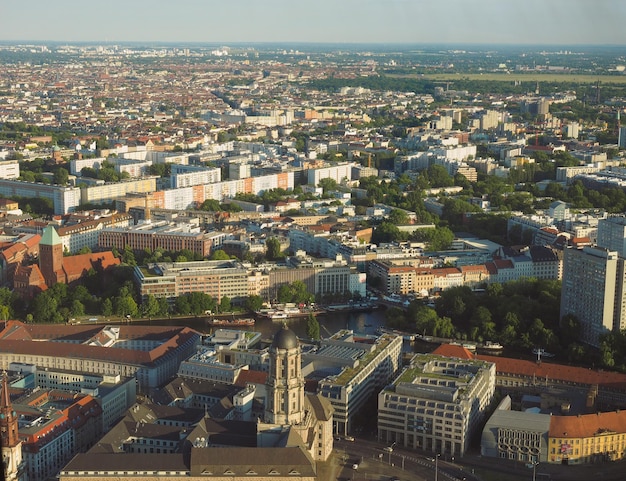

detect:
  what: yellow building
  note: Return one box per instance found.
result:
[548,411,626,464]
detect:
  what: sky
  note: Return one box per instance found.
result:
[2,0,626,46]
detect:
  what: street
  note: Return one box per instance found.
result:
[321,438,473,481]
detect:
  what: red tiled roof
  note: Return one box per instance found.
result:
[0,321,201,367]
[549,411,626,438]
[235,369,268,387]
[433,343,626,392]
[476,353,626,391]
[432,344,475,360]
[62,251,120,282]
[493,259,514,269]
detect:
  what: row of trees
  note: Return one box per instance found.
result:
[385,278,584,360]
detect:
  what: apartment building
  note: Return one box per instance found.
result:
[170,165,221,188]
[99,220,224,257]
[134,260,250,303]
[81,178,158,205]
[0,179,81,214]
[560,246,626,347]
[310,331,403,436]
[56,212,133,253]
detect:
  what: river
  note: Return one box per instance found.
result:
[149,308,389,340]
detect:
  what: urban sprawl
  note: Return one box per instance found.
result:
[2,43,626,481]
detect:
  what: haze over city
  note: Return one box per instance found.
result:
[3,0,626,45]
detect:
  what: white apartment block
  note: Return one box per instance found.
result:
[0,179,81,214]
[81,178,158,205]
[69,156,107,175]
[170,165,221,188]
[378,353,495,457]
[433,145,477,162]
[0,160,19,179]
[115,158,152,178]
[307,162,356,187]
[57,212,133,253]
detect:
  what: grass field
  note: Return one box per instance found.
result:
[388,72,626,85]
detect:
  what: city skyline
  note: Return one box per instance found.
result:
[2,0,626,46]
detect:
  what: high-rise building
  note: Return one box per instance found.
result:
[618,125,626,149]
[597,216,626,258]
[560,246,626,347]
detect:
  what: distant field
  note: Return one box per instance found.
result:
[390,72,626,85]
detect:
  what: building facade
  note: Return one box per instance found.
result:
[379,353,495,458]
[560,246,626,347]
[314,331,403,436]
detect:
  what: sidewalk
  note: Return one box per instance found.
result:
[459,455,626,481]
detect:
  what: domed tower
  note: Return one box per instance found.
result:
[1,372,24,481]
[265,324,305,425]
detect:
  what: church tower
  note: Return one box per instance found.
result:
[265,325,305,425]
[39,225,64,286]
[1,372,24,481]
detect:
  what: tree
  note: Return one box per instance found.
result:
[121,245,137,266]
[210,249,230,260]
[199,199,221,211]
[71,299,85,317]
[318,177,338,192]
[116,295,138,318]
[102,298,113,317]
[245,295,264,312]
[306,313,321,340]
[219,295,232,313]
[33,292,58,323]
[142,294,160,318]
[388,209,410,225]
[53,167,69,185]
[371,222,404,244]
[266,237,282,261]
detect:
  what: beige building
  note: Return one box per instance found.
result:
[134,260,250,303]
[314,331,403,436]
[378,353,495,457]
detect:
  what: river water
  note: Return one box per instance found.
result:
[150,309,389,340]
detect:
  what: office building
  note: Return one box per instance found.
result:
[0,321,201,390]
[99,220,225,258]
[134,260,250,304]
[378,353,495,457]
[311,331,403,436]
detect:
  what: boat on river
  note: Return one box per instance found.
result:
[207,317,255,327]
[479,341,504,351]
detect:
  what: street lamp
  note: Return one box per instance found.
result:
[434,453,440,481]
[532,461,539,481]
